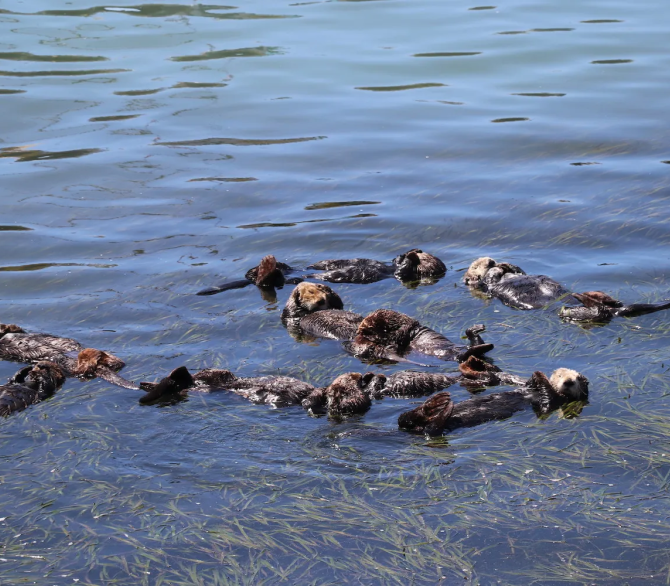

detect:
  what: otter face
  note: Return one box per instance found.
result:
[550,368,589,401]
[31,361,66,388]
[463,257,496,287]
[284,282,344,318]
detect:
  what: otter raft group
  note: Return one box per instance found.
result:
[3,250,670,435]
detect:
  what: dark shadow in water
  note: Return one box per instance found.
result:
[238,214,376,229]
[156,136,326,147]
[356,83,446,92]
[0,52,107,62]
[304,201,380,210]
[0,89,25,94]
[581,19,623,23]
[570,162,600,166]
[661,161,670,164]
[591,59,633,64]
[171,46,282,62]
[512,92,565,97]
[530,28,574,32]
[188,177,257,182]
[0,225,32,231]
[0,262,117,272]
[497,30,527,35]
[469,5,496,9]
[5,4,296,20]
[0,68,128,77]
[89,114,141,122]
[0,147,104,162]
[491,117,529,123]
[414,52,481,57]
[172,82,227,89]
[114,88,165,96]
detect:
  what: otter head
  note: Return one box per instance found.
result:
[28,361,66,391]
[193,368,237,388]
[463,257,496,287]
[361,371,387,400]
[549,368,589,401]
[0,324,25,338]
[324,372,371,416]
[393,249,422,280]
[283,282,344,318]
[356,309,416,349]
[75,348,125,378]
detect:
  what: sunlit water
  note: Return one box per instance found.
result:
[1,0,670,583]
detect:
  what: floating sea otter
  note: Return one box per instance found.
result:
[281,283,493,364]
[559,291,670,323]
[196,254,302,300]
[398,368,589,435]
[463,257,576,310]
[0,362,66,416]
[138,365,457,410]
[307,249,446,285]
[0,324,136,389]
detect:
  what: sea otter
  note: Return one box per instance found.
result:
[0,362,66,416]
[0,324,137,389]
[463,257,576,310]
[307,249,446,284]
[138,366,316,406]
[281,284,493,363]
[343,309,493,364]
[559,291,670,323]
[398,368,588,435]
[196,254,302,298]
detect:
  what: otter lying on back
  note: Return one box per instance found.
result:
[281,284,493,363]
[307,249,446,285]
[463,257,575,310]
[0,362,66,416]
[559,291,670,323]
[138,366,316,406]
[0,324,136,389]
[398,368,589,435]
[196,254,302,299]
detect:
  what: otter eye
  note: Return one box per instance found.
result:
[487,259,495,268]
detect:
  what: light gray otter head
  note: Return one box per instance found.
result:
[75,348,125,378]
[463,258,526,288]
[393,249,447,281]
[281,282,344,319]
[549,368,589,401]
[463,257,496,287]
[0,324,26,338]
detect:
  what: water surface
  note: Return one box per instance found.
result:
[1,0,670,583]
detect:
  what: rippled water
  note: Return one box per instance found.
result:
[1,0,670,583]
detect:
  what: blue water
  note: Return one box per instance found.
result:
[1,0,670,583]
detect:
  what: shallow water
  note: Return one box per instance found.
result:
[1,0,670,583]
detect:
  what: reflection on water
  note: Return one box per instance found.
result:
[1,0,670,581]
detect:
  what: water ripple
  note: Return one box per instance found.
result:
[155,136,326,147]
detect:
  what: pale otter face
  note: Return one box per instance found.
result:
[463,257,496,287]
[286,282,344,317]
[550,368,589,401]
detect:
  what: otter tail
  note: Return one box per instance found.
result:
[196,279,252,296]
[619,301,670,318]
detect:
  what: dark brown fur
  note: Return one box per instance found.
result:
[0,362,65,416]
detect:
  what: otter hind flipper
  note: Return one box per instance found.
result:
[139,366,194,404]
[457,343,494,362]
[97,368,139,390]
[196,279,253,296]
[398,391,454,435]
